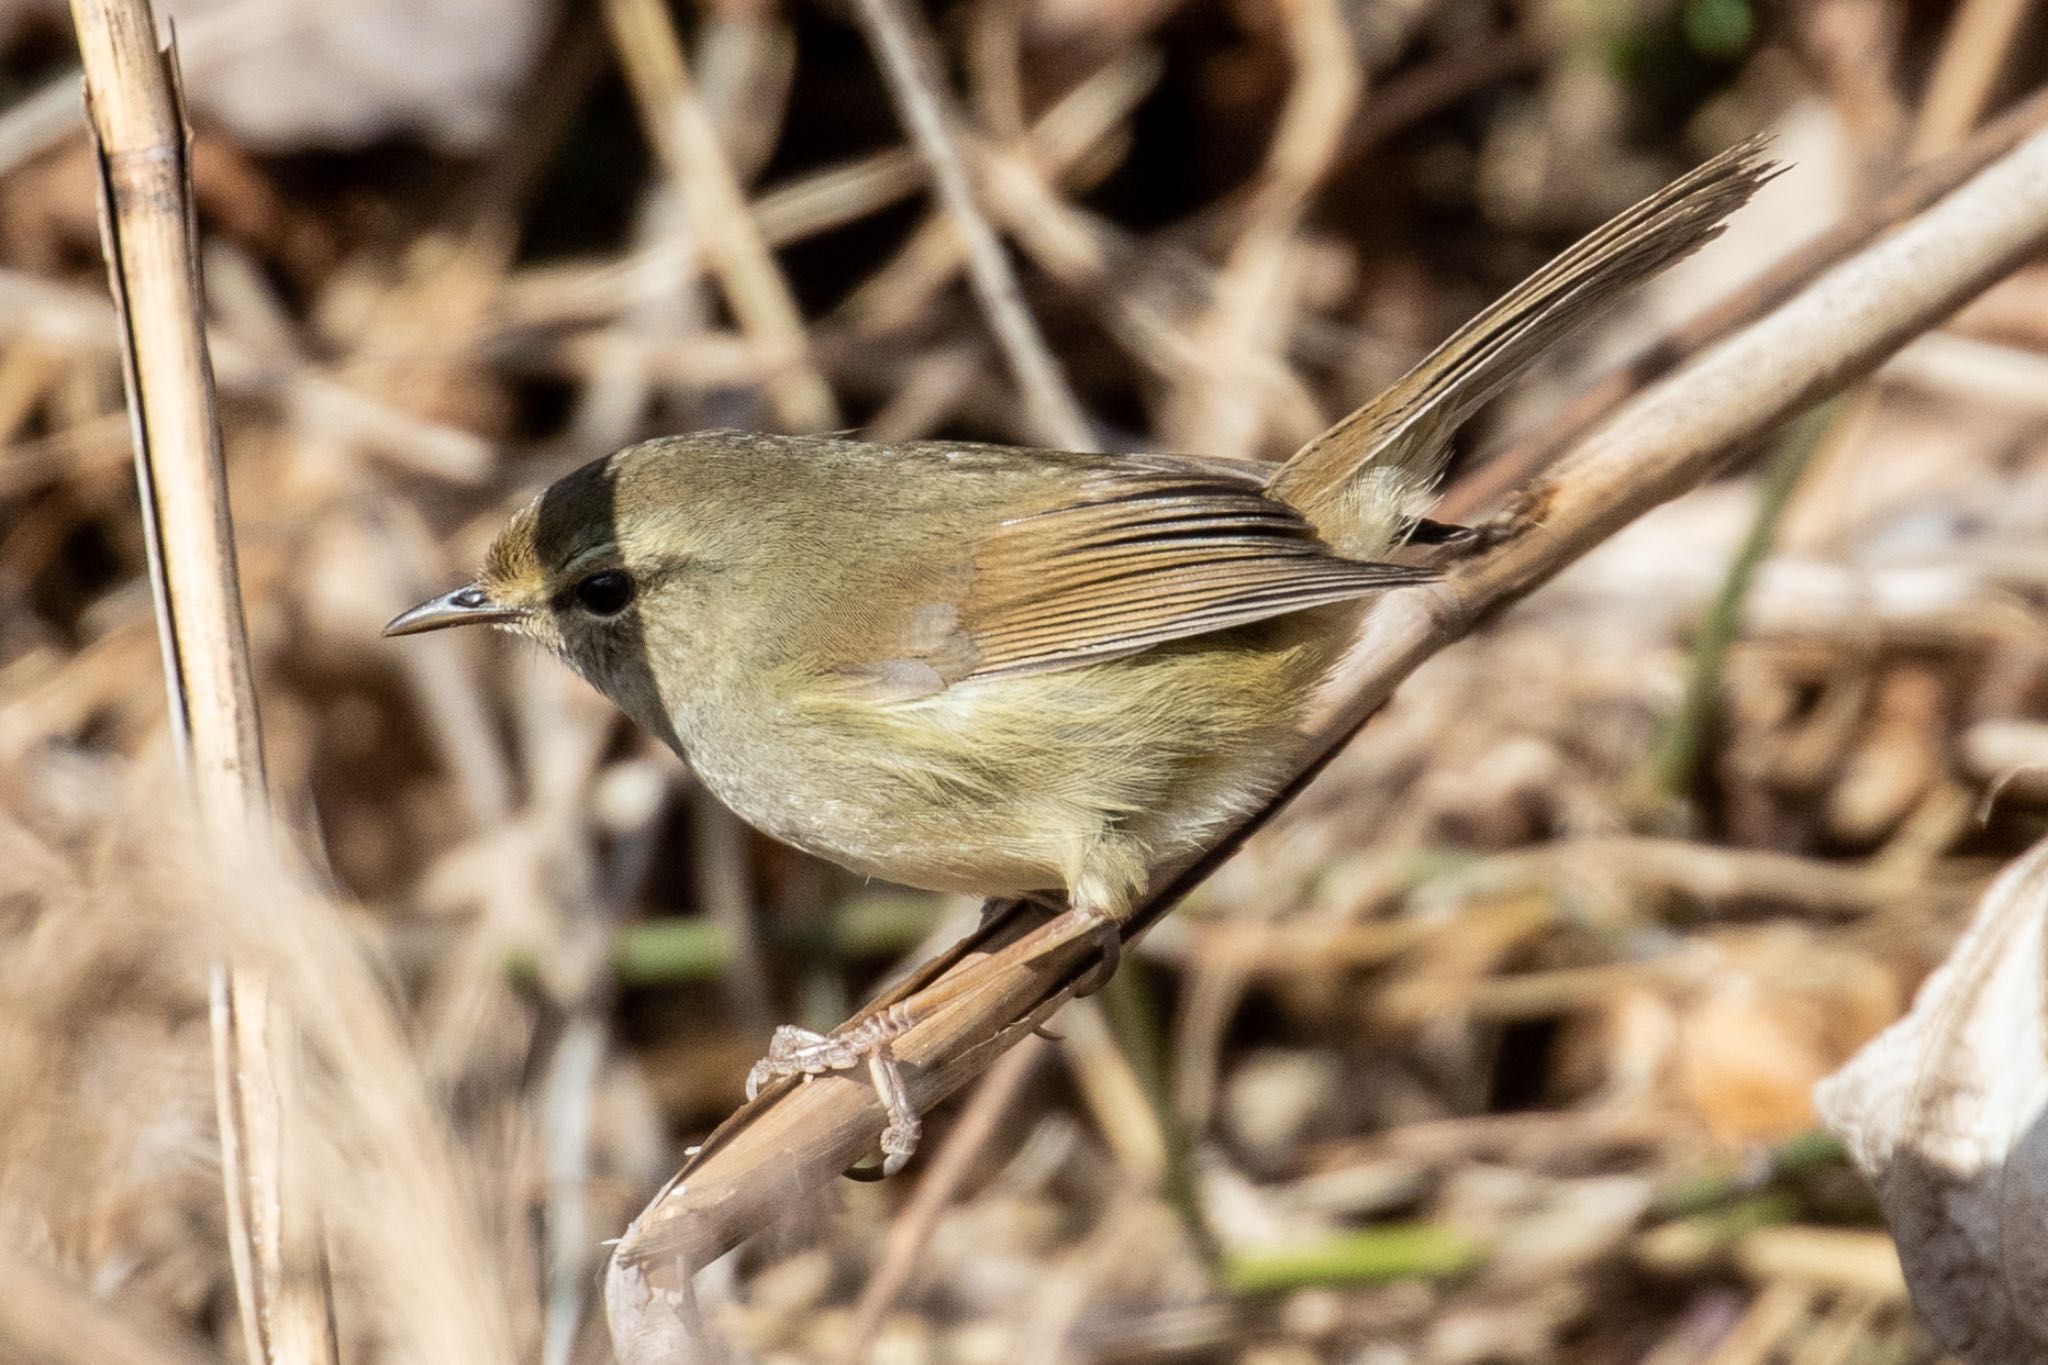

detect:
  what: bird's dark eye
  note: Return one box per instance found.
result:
[572,570,635,617]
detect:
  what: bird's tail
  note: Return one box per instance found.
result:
[1270,136,1780,557]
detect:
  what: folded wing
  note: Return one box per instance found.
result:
[848,463,1434,693]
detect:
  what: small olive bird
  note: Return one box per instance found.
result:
[389,140,1772,1166]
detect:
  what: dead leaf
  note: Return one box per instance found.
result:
[1816,835,2048,1362]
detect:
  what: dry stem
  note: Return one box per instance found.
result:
[604,0,838,432]
[68,2,333,1361]
[849,0,1095,450]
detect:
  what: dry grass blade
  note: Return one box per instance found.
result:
[602,119,2048,1342]
[68,2,334,1361]
[848,0,1095,451]
[603,0,838,432]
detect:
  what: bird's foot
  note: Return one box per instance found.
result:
[741,900,1126,1174]
[744,1004,923,1176]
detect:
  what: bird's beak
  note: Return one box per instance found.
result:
[382,583,521,637]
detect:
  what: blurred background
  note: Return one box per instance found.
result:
[2,0,2046,1360]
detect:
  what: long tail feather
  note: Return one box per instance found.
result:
[1271,136,1781,555]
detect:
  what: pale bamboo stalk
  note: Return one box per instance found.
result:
[68,3,335,1362]
[604,116,2048,1344]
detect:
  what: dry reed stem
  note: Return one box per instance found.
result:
[849,0,1096,450]
[68,3,334,1361]
[72,2,260,821]
[603,0,838,431]
[603,118,2048,1341]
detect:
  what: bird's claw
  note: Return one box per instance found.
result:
[744,1023,870,1098]
[743,1004,925,1176]
[868,1047,920,1176]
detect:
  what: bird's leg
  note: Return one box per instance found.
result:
[741,838,1142,1175]
[1060,831,1145,998]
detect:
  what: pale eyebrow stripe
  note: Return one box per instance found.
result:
[560,544,621,579]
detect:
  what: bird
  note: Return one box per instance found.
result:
[387,138,1774,1169]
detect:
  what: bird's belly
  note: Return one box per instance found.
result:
[677,630,1333,897]
[684,741,1065,897]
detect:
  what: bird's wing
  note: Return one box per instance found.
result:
[838,461,1434,697]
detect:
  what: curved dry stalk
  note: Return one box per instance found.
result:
[605,117,2048,1355]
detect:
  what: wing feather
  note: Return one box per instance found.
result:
[919,468,1434,682]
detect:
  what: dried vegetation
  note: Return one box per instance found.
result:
[3,0,2047,1360]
